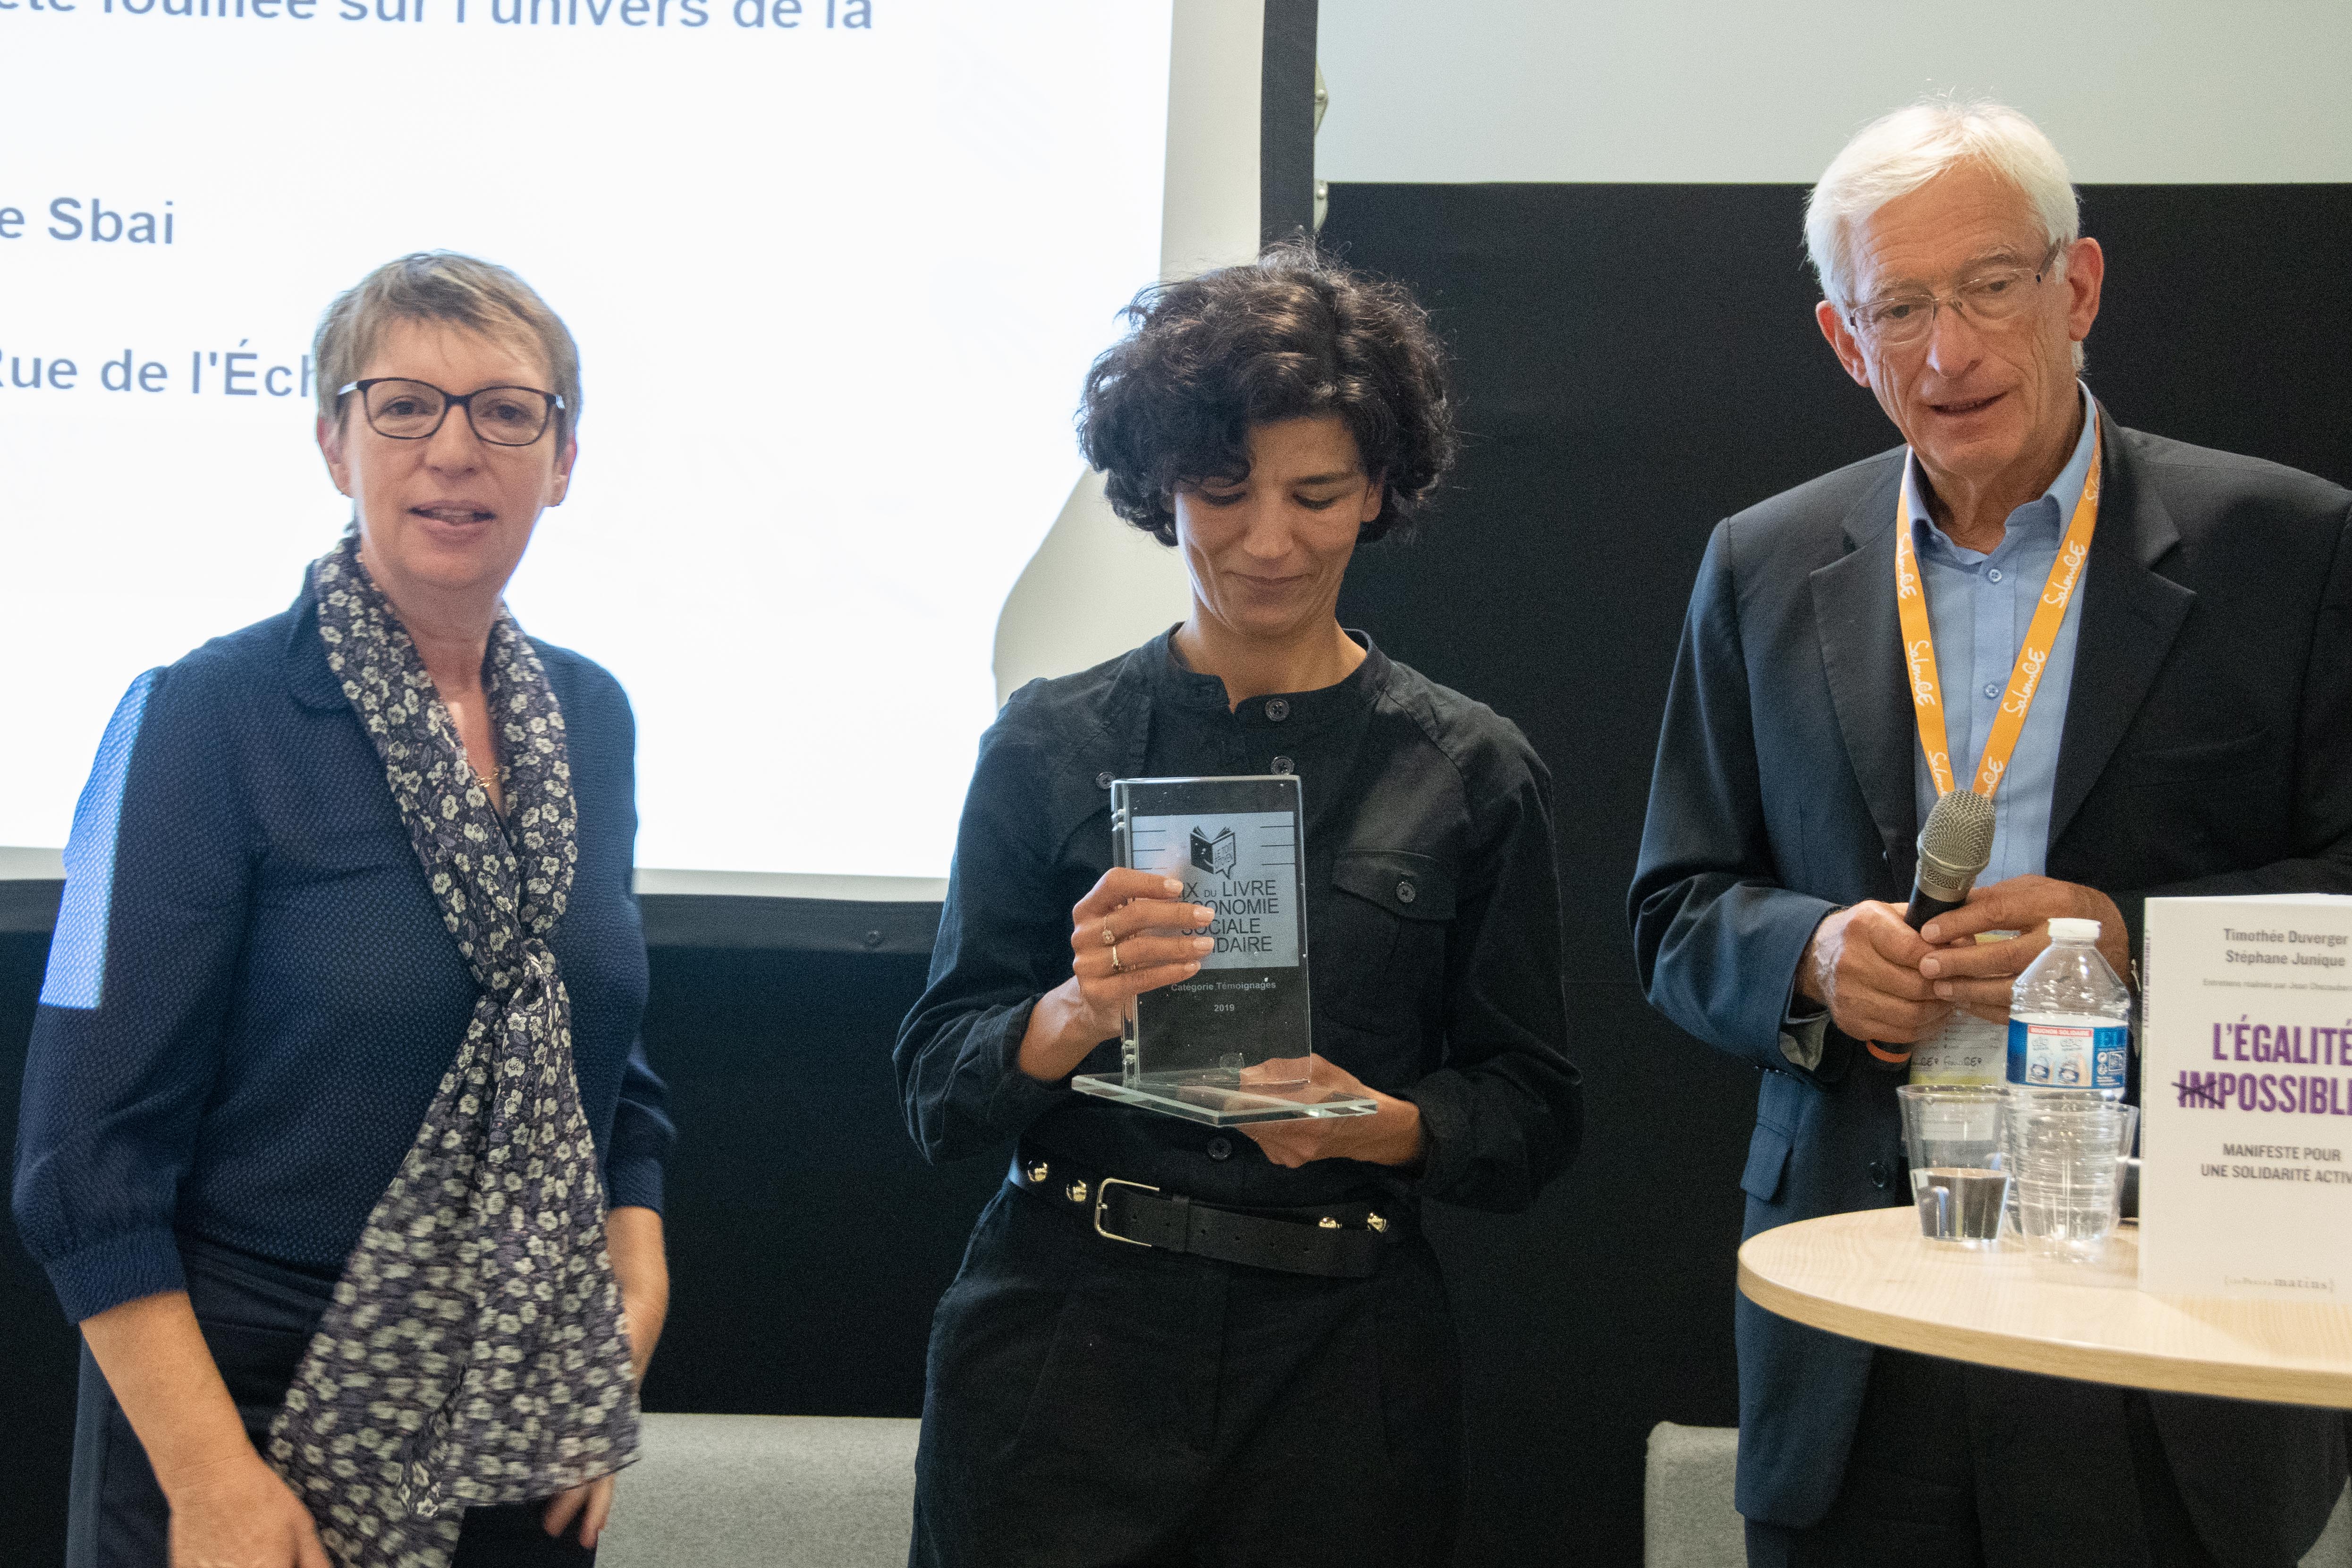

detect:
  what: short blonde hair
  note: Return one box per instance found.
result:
[1806,99,2078,314]
[313,252,582,445]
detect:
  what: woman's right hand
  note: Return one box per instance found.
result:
[166,1450,331,1568]
[1015,868,1215,1083]
[80,1292,331,1568]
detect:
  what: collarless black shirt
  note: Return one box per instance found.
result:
[895,629,1581,1212]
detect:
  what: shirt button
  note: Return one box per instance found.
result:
[1983,683,2000,700]
[1271,756,1294,775]
[1396,879,1417,905]
[1265,698,1290,721]
[1096,771,1115,789]
[1868,1159,1894,1191]
[1987,568,2003,582]
[1208,1136,1233,1161]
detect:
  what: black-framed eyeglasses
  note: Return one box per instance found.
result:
[1845,241,2064,352]
[337,378,565,447]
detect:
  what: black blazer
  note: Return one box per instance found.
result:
[1629,420,2352,1549]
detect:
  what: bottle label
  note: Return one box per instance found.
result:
[2006,1020,2129,1090]
[1907,1011,2007,1087]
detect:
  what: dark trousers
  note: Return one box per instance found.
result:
[1744,1349,2255,1568]
[67,1237,594,1568]
[911,1180,1463,1568]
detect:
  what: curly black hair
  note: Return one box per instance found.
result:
[1076,239,1458,546]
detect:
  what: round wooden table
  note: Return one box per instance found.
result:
[1738,1208,2352,1407]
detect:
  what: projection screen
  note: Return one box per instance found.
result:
[0,0,1192,900]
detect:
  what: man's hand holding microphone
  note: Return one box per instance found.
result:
[1797,788,2130,1049]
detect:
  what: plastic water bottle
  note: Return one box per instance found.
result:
[2004,917,2133,1259]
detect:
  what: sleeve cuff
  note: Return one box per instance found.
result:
[604,1155,665,1215]
[1778,1012,1830,1072]
[1400,1071,1475,1198]
[983,997,1075,1128]
[1774,906,1837,1071]
[44,1227,188,1324]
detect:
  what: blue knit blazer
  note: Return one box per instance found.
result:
[12,573,674,1323]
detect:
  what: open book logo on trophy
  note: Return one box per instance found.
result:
[1191,825,1238,878]
[1070,776,1379,1126]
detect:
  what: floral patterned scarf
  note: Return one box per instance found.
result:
[265,532,639,1568]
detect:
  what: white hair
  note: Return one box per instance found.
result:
[1805,99,2079,314]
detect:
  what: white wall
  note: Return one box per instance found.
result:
[1316,0,2352,184]
[990,0,1268,705]
[1160,0,1273,275]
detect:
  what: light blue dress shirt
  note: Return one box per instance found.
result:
[1777,385,2099,1069]
[1905,382,2099,884]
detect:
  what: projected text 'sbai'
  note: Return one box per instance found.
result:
[8,199,175,245]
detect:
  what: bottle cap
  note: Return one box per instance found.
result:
[2048,917,2101,944]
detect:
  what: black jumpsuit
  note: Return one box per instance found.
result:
[896,631,1582,1568]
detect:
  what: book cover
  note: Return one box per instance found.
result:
[2140,893,2352,1299]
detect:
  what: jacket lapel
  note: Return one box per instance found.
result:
[1810,462,1919,866]
[2048,423,2195,848]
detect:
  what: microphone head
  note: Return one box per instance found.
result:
[1916,788,1997,898]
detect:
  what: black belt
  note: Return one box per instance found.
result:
[1009,1148,1403,1279]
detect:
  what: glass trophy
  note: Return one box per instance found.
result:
[1069,775,1379,1127]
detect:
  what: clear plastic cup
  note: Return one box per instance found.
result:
[2012,1099,2139,1263]
[1896,1084,2009,1247]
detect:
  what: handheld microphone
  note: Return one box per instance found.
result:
[1906,788,1997,931]
[1864,790,1999,1072]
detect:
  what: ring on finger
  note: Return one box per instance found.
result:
[1101,916,1116,947]
[1109,941,1124,975]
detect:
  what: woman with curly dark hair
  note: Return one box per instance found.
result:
[895,241,1582,1568]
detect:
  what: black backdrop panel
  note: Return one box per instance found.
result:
[632,947,1003,1420]
[0,933,79,1568]
[4,183,2349,1568]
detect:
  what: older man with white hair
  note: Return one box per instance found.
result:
[1632,101,2352,1566]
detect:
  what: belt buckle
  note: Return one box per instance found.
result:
[1092,1176,1160,1247]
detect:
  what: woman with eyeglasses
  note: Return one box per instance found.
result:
[14,252,674,1568]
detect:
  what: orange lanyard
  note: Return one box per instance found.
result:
[1895,419,2102,800]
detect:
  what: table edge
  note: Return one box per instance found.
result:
[1736,1230,2352,1410]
